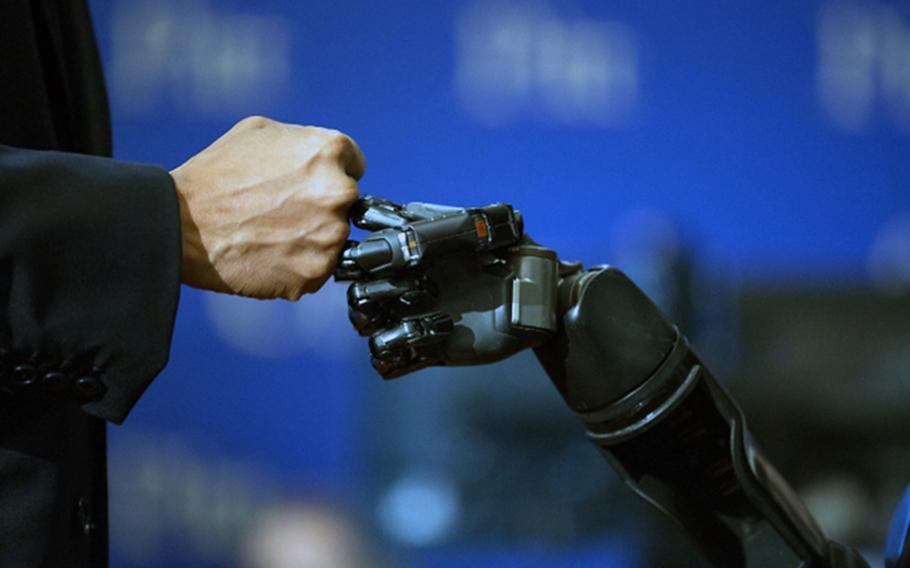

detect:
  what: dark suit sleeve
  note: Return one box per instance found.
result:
[0,145,181,424]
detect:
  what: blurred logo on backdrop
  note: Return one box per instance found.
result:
[817,3,910,131]
[454,1,639,126]
[108,433,273,566]
[868,213,910,293]
[109,432,378,568]
[204,282,359,359]
[109,0,291,117]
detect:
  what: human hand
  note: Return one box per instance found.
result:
[171,116,365,300]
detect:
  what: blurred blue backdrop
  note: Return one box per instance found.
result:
[85,1,910,567]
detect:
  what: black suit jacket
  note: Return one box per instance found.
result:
[0,1,181,566]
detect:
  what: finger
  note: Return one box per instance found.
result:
[399,201,464,221]
[348,276,424,311]
[351,197,464,229]
[347,277,418,336]
[340,135,367,181]
[346,276,434,335]
[331,176,361,212]
[334,234,402,279]
[349,195,411,231]
[348,306,387,337]
[311,131,366,183]
[334,240,366,281]
[371,352,431,380]
[368,313,453,379]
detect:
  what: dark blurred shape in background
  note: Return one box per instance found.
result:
[90,1,910,566]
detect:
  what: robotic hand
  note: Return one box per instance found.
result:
[335,195,561,378]
[336,196,870,568]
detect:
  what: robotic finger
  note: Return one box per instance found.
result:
[368,312,454,379]
[334,195,524,281]
[348,196,411,231]
[347,276,433,311]
[349,195,474,230]
[346,276,435,336]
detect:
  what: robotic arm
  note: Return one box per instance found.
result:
[336,196,870,567]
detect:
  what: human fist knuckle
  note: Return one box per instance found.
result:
[296,250,332,278]
[329,183,359,207]
[238,115,274,130]
[317,133,354,161]
[285,286,305,302]
[314,249,339,276]
[327,220,351,244]
[321,254,338,274]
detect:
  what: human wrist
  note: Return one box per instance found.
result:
[169,168,222,292]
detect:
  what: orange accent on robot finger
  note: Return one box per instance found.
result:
[474,216,489,239]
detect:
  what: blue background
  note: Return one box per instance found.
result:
[86,1,910,566]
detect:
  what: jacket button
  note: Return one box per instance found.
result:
[74,376,105,400]
[42,371,69,390]
[76,497,96,535]
[13,364,36,386]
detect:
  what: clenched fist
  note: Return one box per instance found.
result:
[171,116,365,300]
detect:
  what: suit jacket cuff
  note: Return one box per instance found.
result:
[0,145,182,423]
